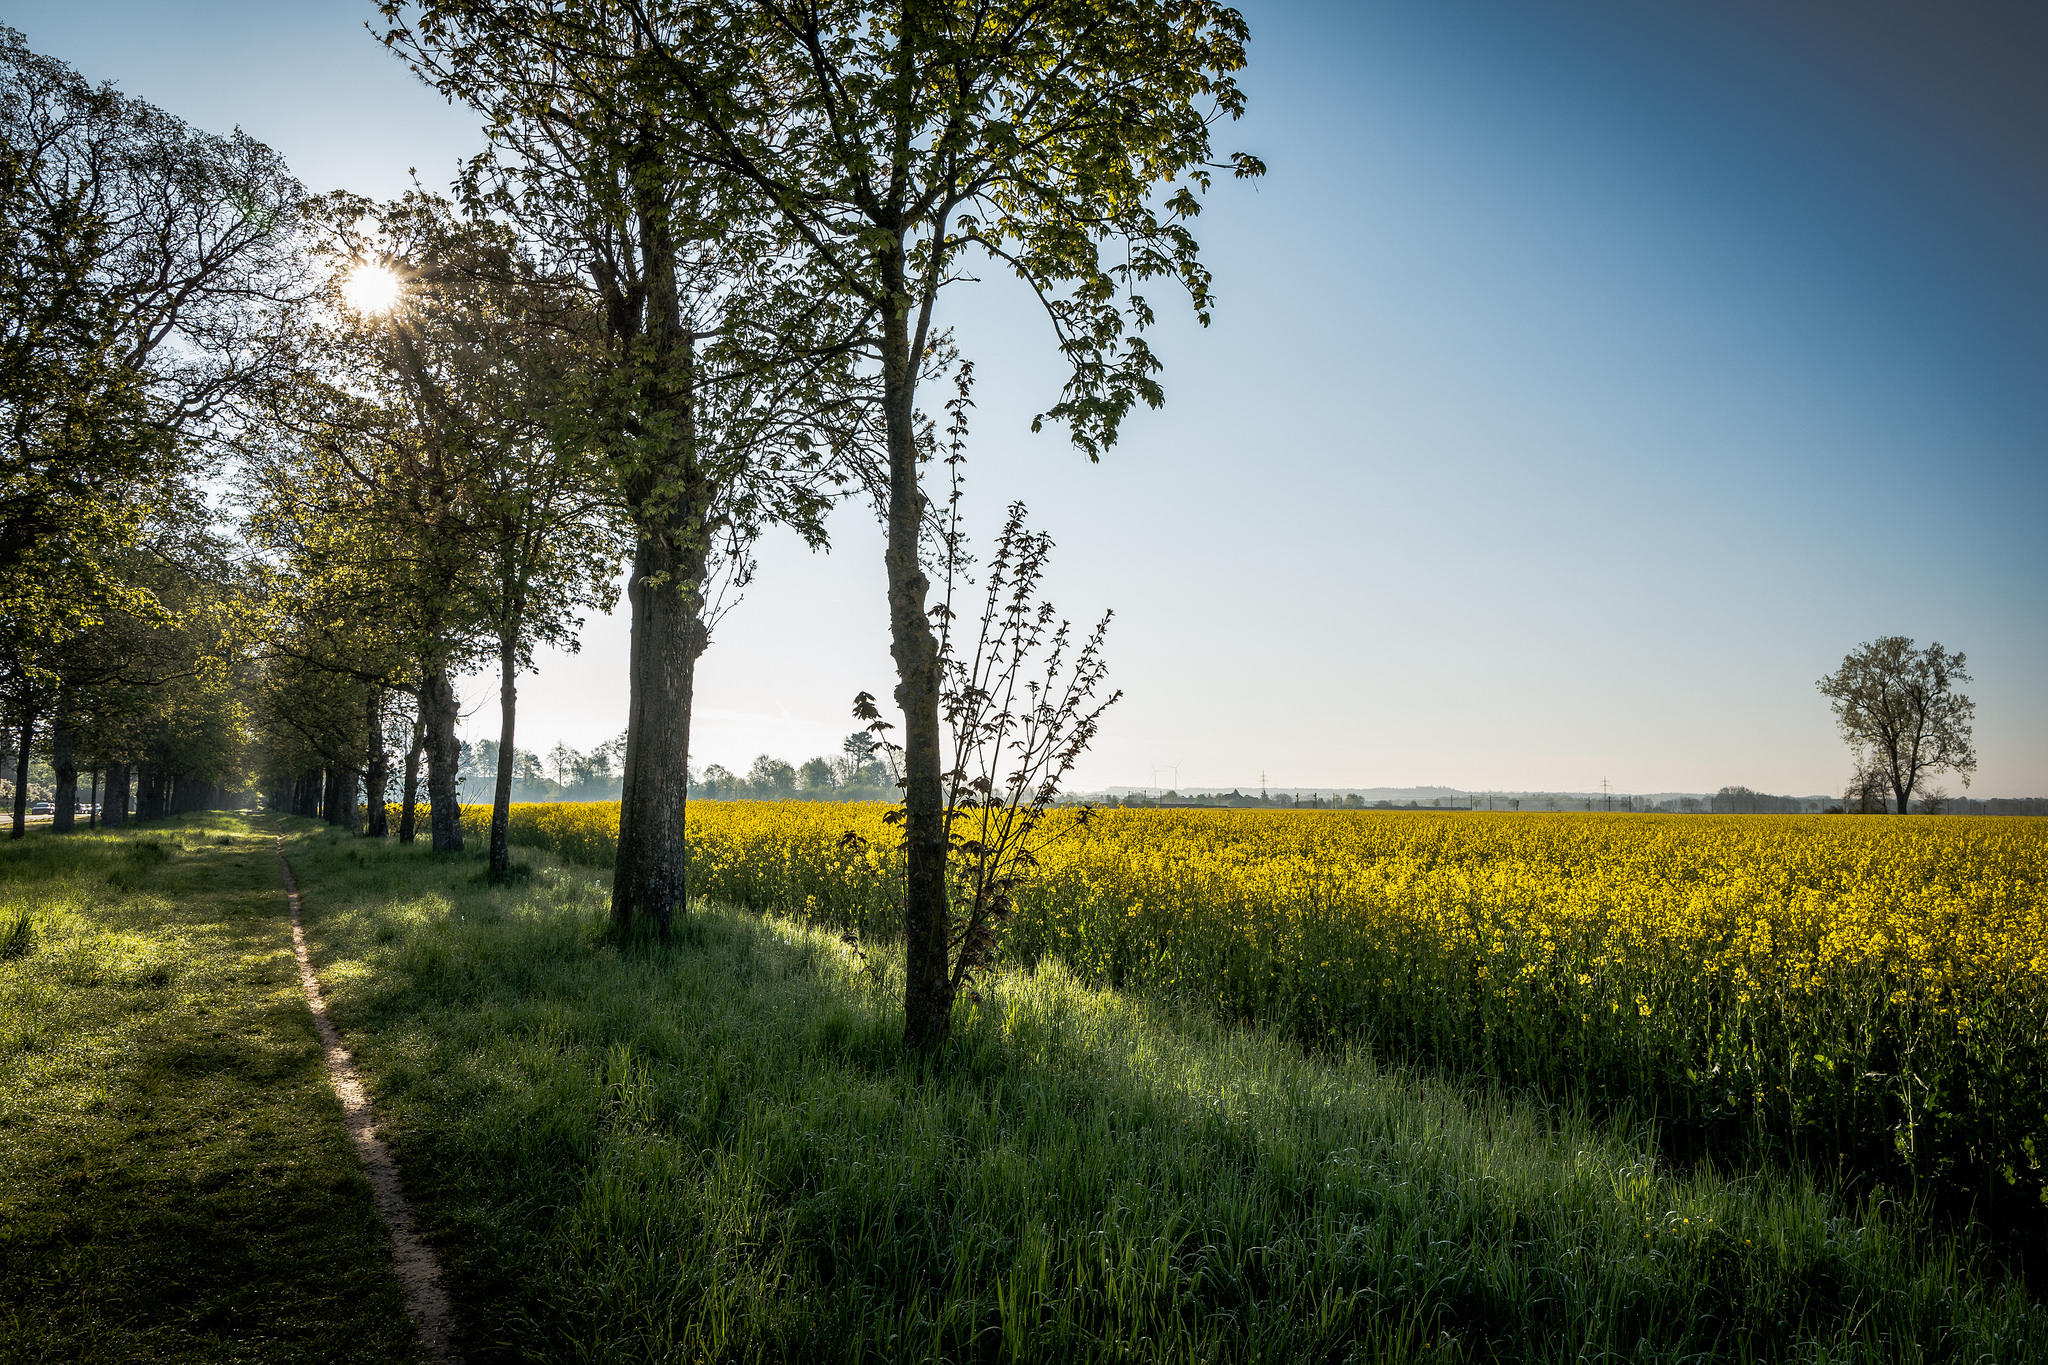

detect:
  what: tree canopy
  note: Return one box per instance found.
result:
[1817,636,1976,817]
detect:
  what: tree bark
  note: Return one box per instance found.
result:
[399,717,424,844]
[50,714,76,835]
[607,185,705,939]
[324,766,361,831]
[9,707,32,840]
[421,662,463,852]
[135,760,157,822]
[610,532,707,935]
[878,244,953,1052]
[365,690,389,837]
[489,632,518,880]
[105,763,129,828]
[88,769,98,828]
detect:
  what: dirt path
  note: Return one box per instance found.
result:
[277,839,462,1364]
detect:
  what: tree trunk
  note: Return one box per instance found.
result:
[325,767,361,831]
[365,690,389,838]
[1894,777,1914,815]
[135,761,157,822]
[399,718,424,844]
[50,715,76,835]
[89,769,98,829]
[421,662,462,852]
[105,763,129,828]
[489,632,518,880]
[607,189,705,939]
[878,253,953,1052]
[610,531,707,936]
[9,707,32,840]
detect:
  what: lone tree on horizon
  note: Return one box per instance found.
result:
[1817,636,1975,815]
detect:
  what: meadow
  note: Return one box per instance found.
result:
[7,814,2045,1360]
[472,803,2048,1235]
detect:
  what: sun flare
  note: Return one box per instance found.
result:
[341,261,401,314]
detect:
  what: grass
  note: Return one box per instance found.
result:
[278,819,2046,1363]
[0,816,425,1364]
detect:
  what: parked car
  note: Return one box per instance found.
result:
[30,801,54,816]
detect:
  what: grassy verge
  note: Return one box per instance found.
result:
[0,816,424,1364]
[287,821,2043,1363]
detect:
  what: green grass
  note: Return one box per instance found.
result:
[281,820,2045,1363]
[0,816,425,1364]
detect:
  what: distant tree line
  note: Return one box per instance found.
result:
[454,731,898,806]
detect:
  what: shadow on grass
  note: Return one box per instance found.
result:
[285,822,2046,1365]
[0,815,425,1363]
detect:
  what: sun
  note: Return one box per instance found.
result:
[341,261,402,314]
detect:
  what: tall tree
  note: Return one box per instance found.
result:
[1,27,308,597]
[243,198,524,853]
[378,10,863,932]
[549,0,1261,1045]
[1817,636,1976,817]
[2,28,306,833]
[340,197,626,880]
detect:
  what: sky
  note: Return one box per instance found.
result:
[8,0,2044,796]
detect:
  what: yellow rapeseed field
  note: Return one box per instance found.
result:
[462,801,2048,1208]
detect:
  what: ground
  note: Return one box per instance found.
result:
[0,817,423,1363]
[2,815,2041,1363]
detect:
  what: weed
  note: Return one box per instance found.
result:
[0,908,32,961]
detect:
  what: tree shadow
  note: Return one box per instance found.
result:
[293,842,2046,1365]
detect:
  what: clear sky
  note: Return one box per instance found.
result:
[11,0,2044,796]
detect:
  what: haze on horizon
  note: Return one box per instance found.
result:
[14,0,2045,798]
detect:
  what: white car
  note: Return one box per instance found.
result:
[29,801,54,816]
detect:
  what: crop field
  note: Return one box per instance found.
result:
[469,803,2048,1222]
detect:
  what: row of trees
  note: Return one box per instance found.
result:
[1,27,303,837]
[696,733,897,804]
[8,3,1252,1051]
[357,0,1256,1048]
[445,732,892,805]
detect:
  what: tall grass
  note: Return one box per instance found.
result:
[458,802,2048,1231]
[303,821,2044,1363]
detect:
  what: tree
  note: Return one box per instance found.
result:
[797,755,835,795]
[567,0,1260,1048]
[2,29,308,818]
[0,138,155,606]
[1817,637,1975,817]
[927,499,1118,1002]
[699,763,738,802]
[379,5,862,936]
[243,384,479,853]
[1844,761,1889,815]
[332,197,624,879]
[244,195,599,856]
[746,754,797,799]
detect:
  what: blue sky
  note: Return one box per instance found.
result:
[12,0,2043,795]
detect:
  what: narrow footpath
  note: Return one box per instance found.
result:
[278,838,462,1365]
